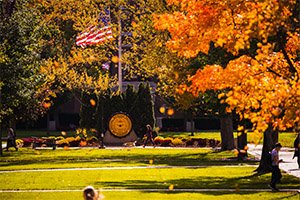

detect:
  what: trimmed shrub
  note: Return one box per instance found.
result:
[154,136,165,146]
[172,138,184,146]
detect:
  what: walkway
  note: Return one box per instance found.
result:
[247,144,300,179]
[0,188,299,193]
[0,165,257,174]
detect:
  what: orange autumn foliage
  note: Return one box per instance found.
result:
[154,0,296,57]
[154,0,300,134]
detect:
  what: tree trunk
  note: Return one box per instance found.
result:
[0,125,2,156]
[237,131,247,150]
[95,95,105,135]
[220,115,235,150]
[0,89,2,156]
[2,0,16,18]
[237,129,248,160]
[10,117,16,130]
[255,124,278,174]
[237,119,248,150]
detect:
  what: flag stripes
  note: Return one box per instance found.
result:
[76,9,113,48]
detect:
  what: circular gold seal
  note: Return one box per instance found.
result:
[108,113,132,137]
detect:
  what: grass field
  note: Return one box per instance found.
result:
[0,148,253,170]
[0,147,299,200]
[0,165,299,190]
[1,191,299,200]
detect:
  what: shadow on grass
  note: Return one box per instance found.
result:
[269,193,299,200]
[96,173,300,192]
[144,191,300,199]
[0,149,258,169]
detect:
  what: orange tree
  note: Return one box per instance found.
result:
[153,0,300,173]
[124,1,239,149]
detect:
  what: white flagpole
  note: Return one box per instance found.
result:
[118,14,122,92]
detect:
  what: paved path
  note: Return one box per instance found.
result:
[0,188,299,193]
[0,165,256,174]
[247,144,300,179]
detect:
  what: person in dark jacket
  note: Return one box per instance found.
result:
[6,128,18,151]
[269,142,283,191]
[143,124,155,148]
[293,133,300,169]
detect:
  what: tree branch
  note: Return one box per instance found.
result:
[266,67,283,78]
[277,27,298,80]
[281,47,298,78]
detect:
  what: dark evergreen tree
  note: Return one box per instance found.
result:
[134,83,155,137]
[123,85,138,115]
[79,92,97,130]
[79,84,155,139]
[109,93,125,115]
[98,89,113,133]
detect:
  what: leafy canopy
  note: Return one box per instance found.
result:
[0,0,47,124]
[154,0,300,134]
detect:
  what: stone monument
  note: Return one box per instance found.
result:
[103,112,137,146]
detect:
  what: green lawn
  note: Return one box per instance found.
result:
[0,191,299,200]
[278,132,298,147]
[0,147,299,200]
[0,166,298,190]
[0,148,253,170]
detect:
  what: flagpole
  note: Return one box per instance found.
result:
[118,15,122,92]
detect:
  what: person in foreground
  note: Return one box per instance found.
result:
[293,133,300,168]
[83,186,104,200]
[269,142,283,191]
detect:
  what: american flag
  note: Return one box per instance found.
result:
[76,9,113,48]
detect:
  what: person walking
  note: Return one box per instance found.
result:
[6,128,18,151]
[269,142,283,191]
[143,124,155,148]
[293,133,300,169]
